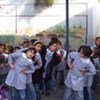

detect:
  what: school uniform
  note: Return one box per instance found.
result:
[5,52,35,90]
[51,49,66,89]
[64,52,96,100]
[31,52,42,100]
[17,48,37,100]
[83,58,96,100]
[5,52,36,100]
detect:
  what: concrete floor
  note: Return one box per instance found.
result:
[41,86,64,100]
[41,86,100,100]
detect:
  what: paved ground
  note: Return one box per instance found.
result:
[41,86,100,100]
[41,70,100,100]
[95,85,100,100]
[41,86,64,100]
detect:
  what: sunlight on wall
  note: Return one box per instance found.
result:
[0,0,65,36]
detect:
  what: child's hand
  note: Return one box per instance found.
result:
[68,64,73,69]
[21,70,28,74]
[9,64,15,69]
[80,70,86,76]
[0,64,4,68]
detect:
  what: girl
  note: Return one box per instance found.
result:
[94,37,100,48]
[64,45,96,100]
[43,40,61,96]
[51,41,66,90]
[5,47,36,100]
[31,41,42,100]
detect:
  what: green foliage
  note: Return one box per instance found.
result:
[0,35,15,44]
[35,0,55,7]
[43,0,54,7]
[73,25,77,29]
[78,24,82,29]
[52,26,66,34]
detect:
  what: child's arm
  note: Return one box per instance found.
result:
[82,62,96,76]
[67,52,75,69]
[34,54,42,70]
[21,61,36,74]
[8,52,21,69]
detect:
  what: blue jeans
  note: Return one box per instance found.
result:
[26,83,36,100]
[12,87,26,100]
[64,86,84,100]
[39,78,44,92]
[51,67,65,90]
[44,79,51,91]
[34,83,41,100]
[59,70,65,86]
[51,67,58,89]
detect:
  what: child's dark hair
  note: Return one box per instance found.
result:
[30,39,37,45]
[13,46,20,50]
[48,40,58,46]
[95,36,100,41]
[51,37,59,41]
[23,47,37,54]
[6,45,13,53]
[0,43,6,50]
[79,45,92,57]
[33,41,42,46]
[95,36,100,46]
[51,37,61,45]
[78,45,85,52]
[0,54,5,65]
[93,47,100,57]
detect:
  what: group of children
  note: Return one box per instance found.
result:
[64,36,100,100]
[0,36,100,100]
[0,38,66,100]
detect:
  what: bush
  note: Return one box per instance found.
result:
[35,0,55,7]
[43,0,54,7]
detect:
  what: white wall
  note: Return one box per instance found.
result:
[93,2,100,39]
[0,0,66,35]
[69,0,100,45]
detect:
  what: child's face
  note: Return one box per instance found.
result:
[57,43,62,50]
[49,43,57,52]
[34,43,42,52]
[0,46,5,53]
[26,50,35,59]
[96,38,100,46]
[80,49,85,58]
[23,41,29,48]
[13,48,19,53]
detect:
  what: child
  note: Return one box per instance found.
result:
[0,54,6,84]
[5,47,36,100]
[56,41,66,86]
[51,41,66,90]
[0,43,9,84]
[0,43,6,54]
[91,47,100,85]
[43,40,61,96]
[0,43,11,100]
[64,45,96,100]
[91,37,100,49]
[94,37,100,48]
[32,41,42,100]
